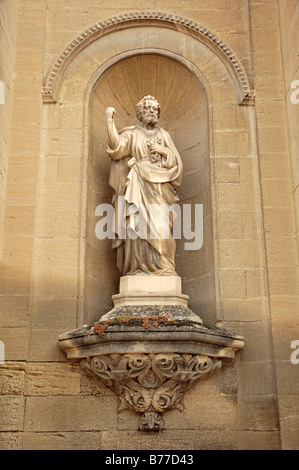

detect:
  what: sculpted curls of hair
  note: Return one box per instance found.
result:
[136,95,161,122]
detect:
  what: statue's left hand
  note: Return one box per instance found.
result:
[149,143,166,157]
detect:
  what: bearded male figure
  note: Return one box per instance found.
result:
[106,96,183,276]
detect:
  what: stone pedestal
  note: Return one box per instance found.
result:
[111,275,189,308]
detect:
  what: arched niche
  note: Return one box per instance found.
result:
[86,53,213,324]
[40,13,254,328]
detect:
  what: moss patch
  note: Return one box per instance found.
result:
[93,313,179,336]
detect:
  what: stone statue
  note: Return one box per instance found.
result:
[106,95,183,276]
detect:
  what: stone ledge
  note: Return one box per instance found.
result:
[58,305,244,361]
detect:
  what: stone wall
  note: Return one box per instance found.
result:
[249,0,299,450]
[276,0,299,449]
[0,0,17,256]
[278,0,299,253]
[0,0,298,450]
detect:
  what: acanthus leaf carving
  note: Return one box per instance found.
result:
[80,352,222,432]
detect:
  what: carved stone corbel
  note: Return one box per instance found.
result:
[79,352,221,431]
[59,307,244,432]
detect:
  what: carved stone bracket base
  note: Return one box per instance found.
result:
[59,306,244,431]
[80,352,221,432]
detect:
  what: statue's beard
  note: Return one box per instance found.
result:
[142,113,158,126]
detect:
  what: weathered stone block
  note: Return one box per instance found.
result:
[219,239,262,268]
[28,329,65,362]
[25,363,81,397]
[221,268,247,299]
[0,327,29,361]
[222,298,269,322]
[0,432,19,450]
[24,396,118,432]
[20,431,101,451]
[167,394,237,431]
[275,360,299,395]
[0,296,29,327]
[239,362,276,396]
[237,430,280,450]
[218,211,244,239]
[0,364,25,395]
[0,396,24,431]
[237,395,279,432]
[215,131,251,157]
[31,298,77,330]
[101,429,195,451]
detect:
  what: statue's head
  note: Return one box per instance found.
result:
[136,95,161,125]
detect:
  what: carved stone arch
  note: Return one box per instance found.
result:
[42,11,254,105]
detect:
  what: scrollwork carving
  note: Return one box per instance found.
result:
[80,352,222,431]
[138,412,164,432]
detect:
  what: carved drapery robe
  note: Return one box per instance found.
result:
[107,125,183,276]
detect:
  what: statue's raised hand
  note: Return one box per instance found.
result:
[106,107,116,120]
